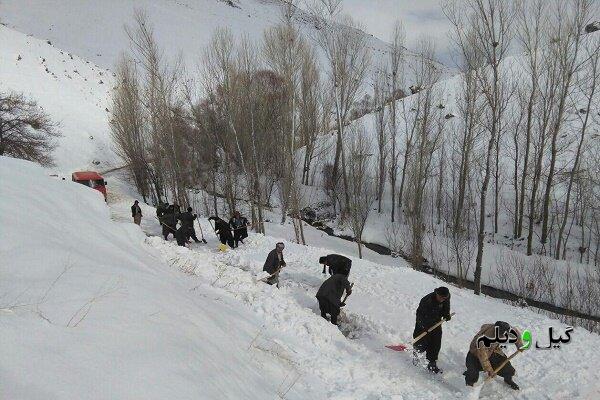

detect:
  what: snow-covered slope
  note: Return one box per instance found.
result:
[107,165,600,399]
[0,156,319,400]
[0,0,441,79]
[2,154,600,399]
[0,25,115,171]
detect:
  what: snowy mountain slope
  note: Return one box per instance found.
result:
[0,25,115,171]
[0,0,453,88]
[105,168,600,399]
[0,155,324,400]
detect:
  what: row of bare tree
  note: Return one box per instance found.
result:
[111,0,600,293]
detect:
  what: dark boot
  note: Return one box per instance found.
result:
[427,361,442,374]
[504,377,520,390]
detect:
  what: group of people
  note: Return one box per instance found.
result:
[209,211,250,249]
[151,200,250,250]
[155,202,202,246]
[135,200,523,391]
[261,246,523,391]
[412,286,522,389]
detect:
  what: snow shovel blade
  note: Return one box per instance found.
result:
[385,344,408,352]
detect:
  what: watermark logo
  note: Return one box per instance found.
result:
[477,326,573,350]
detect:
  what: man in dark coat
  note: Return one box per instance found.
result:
[209,216,234,248]
[263,242,286,287]
[175,225,187,246]
[131,200,142,225]
[156,201,168,219]
[464,321,523,390]
[178,207,200,243]
[316,274,352,325]
[319,254,352,276]
[229,211,249,248]
[413,286,451,374]
[162,204,178,240]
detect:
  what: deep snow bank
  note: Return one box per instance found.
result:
[0,156,316,399]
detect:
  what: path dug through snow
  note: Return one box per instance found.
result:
[116,197,600,399]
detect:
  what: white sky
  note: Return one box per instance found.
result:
[340,0,455,65]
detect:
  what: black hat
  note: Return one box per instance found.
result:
[435,286,450,297]
[495,321,511,335]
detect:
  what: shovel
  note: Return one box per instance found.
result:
[195,218,208,243]
[386,312,456,352]
[339,282,354,307]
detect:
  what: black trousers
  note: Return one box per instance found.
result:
[413,326,442,363]
[162,224,176,240]
[464,351,515,385]
[187,227,200,243]
[175,228,187,246]
[233,228,247,247]
[317,296,340,325]
[219,233,234,248]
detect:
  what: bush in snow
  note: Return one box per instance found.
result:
[0,91,61,166]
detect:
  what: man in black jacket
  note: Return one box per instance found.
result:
[178,207,200,243]
[263,242,286,287]
[131,200,142,225]
[229,211,249,248]
[318,254,352,276]
[156,201,168,219]
[413,286,451,374]
[209,216,234,248]
[162,204,178,240]
[316,274,352,325]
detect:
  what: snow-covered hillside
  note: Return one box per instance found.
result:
[3,155,597,399]
[0,25,115,171]
[0,0,451,82]
[0,155,322,399]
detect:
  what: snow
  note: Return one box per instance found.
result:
[0,156,320,400]
[0,25,116,171]
[0,0,440,80]
[109,161,600,399]
[1,156,599,399]
[1,2,600,397]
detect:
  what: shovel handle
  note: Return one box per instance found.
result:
[341,282,354,304]
[484,349,522,382]
[413,312,456,344]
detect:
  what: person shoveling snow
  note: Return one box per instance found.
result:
[413,287,452,374]
[262,242,286,288]
[464,321,524,391]
[315,273,353,326]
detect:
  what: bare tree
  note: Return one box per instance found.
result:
[373,73,388,213]
[110,56,153,203]
[345,122,375,258]
[447,0,515,294]
[555,32,600,259]
[122,9,188,205]
[514,0,547,238]
[403,38,444,267]
[0,92,60,166]
[539,0,594,248]
[387,22,405,222]
[314,7,371,216]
